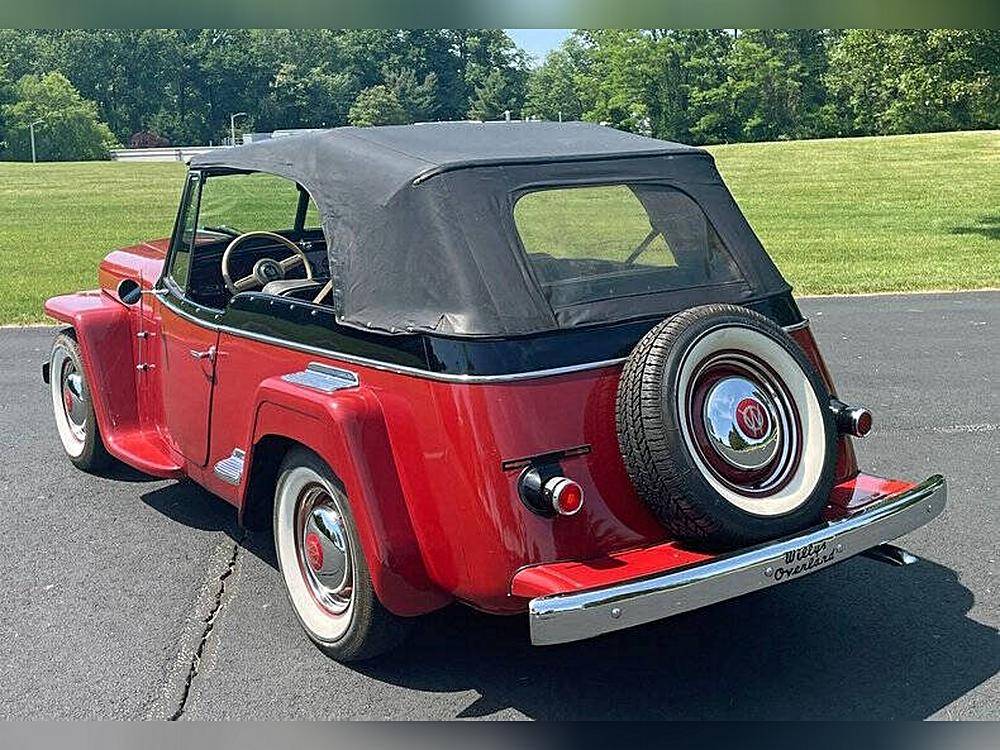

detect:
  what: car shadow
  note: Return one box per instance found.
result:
[355,556,998,720]
[949,214,1000,241]
[138,480,997,720]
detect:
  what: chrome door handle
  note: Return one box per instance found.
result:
[189,346,216,361]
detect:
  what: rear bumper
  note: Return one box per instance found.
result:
[528,474,946,646]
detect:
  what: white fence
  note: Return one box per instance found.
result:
[109,145,226,163]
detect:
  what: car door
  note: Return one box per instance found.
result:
[156,172,220,467]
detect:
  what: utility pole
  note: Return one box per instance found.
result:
[29,119,43,163]
[230,112,247,147]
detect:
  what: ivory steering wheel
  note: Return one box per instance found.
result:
[221,231,314,294]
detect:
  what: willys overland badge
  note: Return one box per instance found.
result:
[767,540,843,582]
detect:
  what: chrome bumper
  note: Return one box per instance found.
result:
[529,475,947,646]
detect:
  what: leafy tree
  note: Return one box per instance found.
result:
[1,71,116,160]
[689,29,830,143]
[382,67,439,122]
[468,68,521,120]
[348,84,409,126]
[448,29,529,119]
[0,28,994,156]
[263,62,354,129]
[524,39,588,121]
[825,29,1000,136]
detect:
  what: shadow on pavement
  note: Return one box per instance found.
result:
[139,479,998,720]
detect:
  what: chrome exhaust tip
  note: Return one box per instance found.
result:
[862,543,919,567]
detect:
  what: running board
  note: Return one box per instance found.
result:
[213,448,246,486]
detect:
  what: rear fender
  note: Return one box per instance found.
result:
[44,292,138,442]
[242,375,450,617]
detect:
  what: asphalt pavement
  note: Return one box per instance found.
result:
[0,291,996,719]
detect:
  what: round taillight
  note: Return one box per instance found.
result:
[545,477,584,516]
[854,409,873,437]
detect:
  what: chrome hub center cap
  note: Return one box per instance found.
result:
[703,376,780,470]
[299,496,352,613]
[61,366,87,438]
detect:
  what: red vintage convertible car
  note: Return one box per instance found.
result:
[44,122,946,661]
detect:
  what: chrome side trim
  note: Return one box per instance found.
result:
[528,475,946,646]
[783,318,810,333]
[282,362,359,393]
[213,448,246,486]
[159,291,810,384]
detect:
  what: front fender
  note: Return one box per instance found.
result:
[44,291,138,445]
[244,375,451,617]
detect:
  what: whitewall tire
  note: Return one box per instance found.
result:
[616,304,838,548]
[49,331,112,472]
[273,447,411,662]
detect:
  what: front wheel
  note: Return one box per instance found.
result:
[49,331,112,473]
[273,447,411,662]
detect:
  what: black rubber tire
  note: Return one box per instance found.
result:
[274,447,412,662]
[49,330,113,473]
[615,304,837,549]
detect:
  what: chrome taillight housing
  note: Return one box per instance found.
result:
[519,465,584,517]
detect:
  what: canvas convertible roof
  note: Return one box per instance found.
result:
[191,122,789,337]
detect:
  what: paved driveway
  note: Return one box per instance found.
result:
[0,291,996,719]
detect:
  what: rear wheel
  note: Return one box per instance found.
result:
[273,447,411,662]
[616,304,837,548]
[49,331,112,473]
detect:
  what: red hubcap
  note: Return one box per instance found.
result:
[304,531,324,572]
[735,397,770,440]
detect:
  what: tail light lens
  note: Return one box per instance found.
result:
[518,465,584,517]
[545,477,584,516]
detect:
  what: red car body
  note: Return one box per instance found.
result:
[44,123,945,649]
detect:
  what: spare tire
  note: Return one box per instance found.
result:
[616,304,837,548]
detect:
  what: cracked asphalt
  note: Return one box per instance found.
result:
[1,291,996,720]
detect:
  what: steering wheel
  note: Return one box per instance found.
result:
[221,231,314,294]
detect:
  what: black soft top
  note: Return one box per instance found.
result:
[191,122,789,337]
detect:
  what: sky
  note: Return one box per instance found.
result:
[505,29,572,64]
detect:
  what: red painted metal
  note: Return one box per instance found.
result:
[155,300,219,466]
[43,290,182,477]
[47,241,889,618]
[512,471,918,600]
[789,324,859,483]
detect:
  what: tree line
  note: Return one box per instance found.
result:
[0,29,995,160]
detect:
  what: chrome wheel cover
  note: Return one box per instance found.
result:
[675,324,826,517]
[275,466,356,643]
[689,351,801,496]
[50,343,87,457]
[296,486,353,615]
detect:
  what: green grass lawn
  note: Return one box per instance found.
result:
[0,130,996,324]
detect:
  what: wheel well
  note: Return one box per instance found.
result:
[240,434,298,531]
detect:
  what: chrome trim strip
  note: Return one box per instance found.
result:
[282,362,359,393]
[783,318,810,333]
[527,474,946,646]
[159,291,810,384]
[213,448,246,486]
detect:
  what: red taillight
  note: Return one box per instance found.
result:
[518,466,585,517]
[545,477,584,516]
